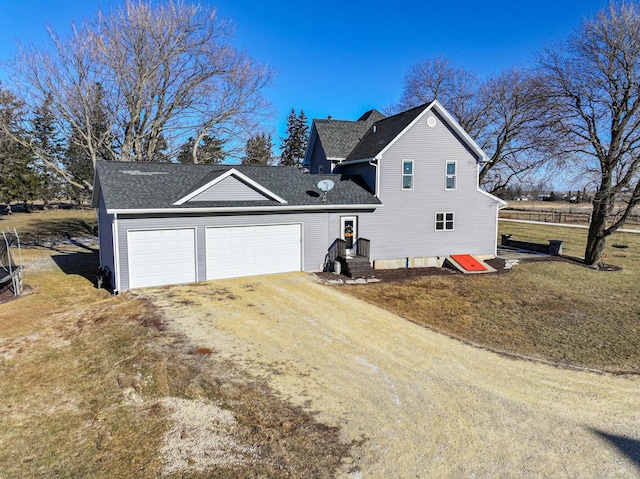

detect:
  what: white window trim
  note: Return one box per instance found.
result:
[402,159,414,190]
[445,160,457,191]
[435,212,455,231]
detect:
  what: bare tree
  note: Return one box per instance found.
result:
[3,0,272,190]
[392,58,553,193]
[539,2,640,265]
[394,57,480,128]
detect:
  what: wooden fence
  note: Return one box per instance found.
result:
[500,208,640,227]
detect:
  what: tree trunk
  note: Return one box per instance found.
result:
[584,226,606,265]
[584,194,611,265]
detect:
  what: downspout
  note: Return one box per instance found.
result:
[113,213,121,293]
[369,159,380,197]
[369,158,380,265]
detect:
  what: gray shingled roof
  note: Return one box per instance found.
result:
[345,104,429,161]
[95,161,380,211]
[313,109,385,159]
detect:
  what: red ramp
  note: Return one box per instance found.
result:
[447,255,495,274]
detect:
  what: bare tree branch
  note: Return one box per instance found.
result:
[2,0,273,188]
[539,2,640,265]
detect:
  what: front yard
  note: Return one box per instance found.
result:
[0,211,639,477]
[344,222,640,373]
[0,244,350,478]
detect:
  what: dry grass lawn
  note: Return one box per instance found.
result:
[1,212,639,476]
[0,245,351,478]
[0,209,97,244]
[345,222,640,374]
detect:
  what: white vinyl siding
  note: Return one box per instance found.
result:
[127,228,196,289]
[206,224,301,280]
[358,108,501,262]
[189,175,266,202]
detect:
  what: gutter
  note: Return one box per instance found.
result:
[107,203,382,215]
[337,157,376,166]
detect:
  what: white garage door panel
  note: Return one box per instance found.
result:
[128,229,196,289]
[206,224,301,280]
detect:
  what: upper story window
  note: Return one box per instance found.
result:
[446,161,456,190]
[402,160,413,190]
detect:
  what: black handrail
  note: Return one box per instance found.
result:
[355,238,370,259]
[324,238,346,271]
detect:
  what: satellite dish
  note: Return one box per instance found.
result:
[317,179,335,192]
[317,179,334,203]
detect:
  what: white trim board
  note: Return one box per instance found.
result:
[173,168,288,205]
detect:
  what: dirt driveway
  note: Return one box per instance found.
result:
[135,273,640,478]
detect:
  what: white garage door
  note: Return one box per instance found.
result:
[206,224,301,280]
[128,229,196,289]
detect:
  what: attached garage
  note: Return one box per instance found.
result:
[206,224,301,280]
[94,161,380,292]
[128,228,196,289]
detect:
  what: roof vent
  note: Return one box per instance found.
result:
[120,170,169,176]
[373,125,377,133]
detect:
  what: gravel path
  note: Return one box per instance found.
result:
[138,273,640,478]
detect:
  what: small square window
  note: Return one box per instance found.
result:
[435,212,454,231]
[402,160,413,190]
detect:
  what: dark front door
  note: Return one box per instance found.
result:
[341,216,357,256]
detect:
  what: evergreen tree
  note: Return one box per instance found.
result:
[32,93,64,207]
[279,109,309,167]
[0,143,39,207]
[177,135,225,164]
[0,86,39,207]
[242,133,273,166]
[143,134,171,162]
[177,138,195,164]
[65,128,95,204]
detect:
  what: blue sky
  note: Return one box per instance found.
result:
[0,0,610,148]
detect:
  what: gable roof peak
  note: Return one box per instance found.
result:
[357,109,386,122]
[344,103,431,161]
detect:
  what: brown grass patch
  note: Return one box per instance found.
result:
[344,223,640,374]
[190,347,214,355]
[0,246,353,478]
